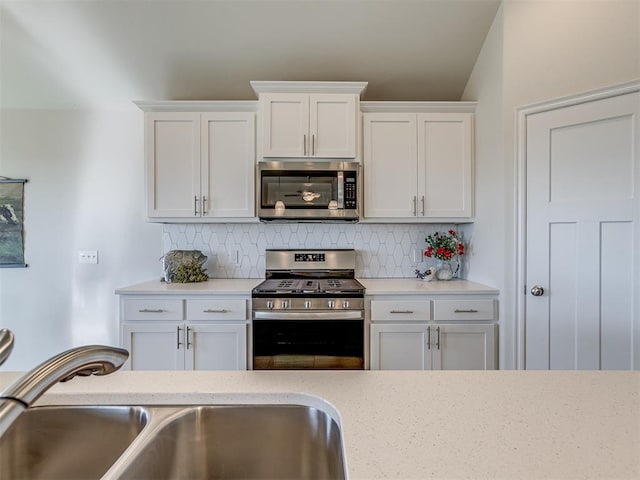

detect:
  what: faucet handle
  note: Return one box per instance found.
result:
[0,329,15,367]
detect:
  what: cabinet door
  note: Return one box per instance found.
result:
[261,93,309,157]
[431,324,496,370]
[121,323,184,370]
[309,94,357,158]
[417,113,473,217]
[201,113,255,218]
[184,323,247,371]
[370,323,429,370]
[146,112,201,217]
[363,113,418,218]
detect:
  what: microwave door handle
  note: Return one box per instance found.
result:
[337,171,344,208]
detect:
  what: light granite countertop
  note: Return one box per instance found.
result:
[358,278,498,295]
[1,370,637,479]
[116,278,498,296]
[115,279,263,295]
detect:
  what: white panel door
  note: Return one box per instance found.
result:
[121,323,184,370]
[431,324,497,370]
[417,113,473,217]
[309,94,357,158]
[525,92,639,370]
[184,324,247,371]
[261,93,309,157]
[146,112,200,217]
[201,112,255,218]
[363,113,418,218]
[370,323,429,370]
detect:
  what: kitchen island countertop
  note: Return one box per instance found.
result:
[1,370,637,479]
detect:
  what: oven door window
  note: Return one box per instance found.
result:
[253,319,364,370]
[260,172,337,209]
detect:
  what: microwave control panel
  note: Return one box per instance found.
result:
[344,173,357,209]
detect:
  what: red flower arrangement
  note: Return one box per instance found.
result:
[424,229,464,261]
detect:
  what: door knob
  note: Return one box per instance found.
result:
[530,285,544,297]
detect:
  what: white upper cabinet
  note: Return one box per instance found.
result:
[201,112,255,218]
[252,81,367,159]
[146,112,201,218]
[260,93,309,157]
[363,107,474,221]
[140,103,256,221]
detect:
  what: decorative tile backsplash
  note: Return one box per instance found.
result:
[163,223,465,279]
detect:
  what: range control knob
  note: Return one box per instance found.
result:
[266,300,274,310]
[304,300,312,309]
[327,300,336,309]
[342,300,350,309]
[281,300,289,309]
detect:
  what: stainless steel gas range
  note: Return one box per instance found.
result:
[251,249,365,370]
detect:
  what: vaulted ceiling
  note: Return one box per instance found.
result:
[0,0,501,108]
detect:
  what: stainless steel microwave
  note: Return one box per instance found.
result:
[257,161,361,222]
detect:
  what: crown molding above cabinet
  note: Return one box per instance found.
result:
[134,100,258,112]
[250,81,368,96]
[360,101,476,113]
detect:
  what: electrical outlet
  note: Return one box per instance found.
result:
[79,250,99,264]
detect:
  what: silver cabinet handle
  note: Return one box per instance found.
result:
[139,309,164,313]
[454,309,479,313]
[303,134,307,156]
[421,195,425,216]
[203,309,228,313]
[427,326,431,350]
[390,310,414,314]
[436,326,441,350]
[202,196,207,216]
[530,285,544,296]
[176,326,183,349]
[412,196,417,216]
[186,326,192,350]
[312,134,315,156]
[194,196,199,216]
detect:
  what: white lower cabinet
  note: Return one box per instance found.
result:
[369,298,497,370]
[120,296,248,371]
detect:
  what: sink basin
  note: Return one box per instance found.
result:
[0,405,149,480]
[0,403,345,480]
[115,405,345,480]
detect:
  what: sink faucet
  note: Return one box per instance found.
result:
[0,344,128,437]
[0,329,14,367]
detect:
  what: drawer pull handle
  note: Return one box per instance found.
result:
[204,309,228,313]
[454,309,479,313]
[139,309,164,313]
[390,310,414,314]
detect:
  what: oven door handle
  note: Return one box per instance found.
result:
[253,311,363,321]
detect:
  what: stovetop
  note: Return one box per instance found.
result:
[252,278,364,296]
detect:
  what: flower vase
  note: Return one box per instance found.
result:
[436,260,458,281]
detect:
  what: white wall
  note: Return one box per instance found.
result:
[0,109,162,370]
[461,6,506,365]
[463,0,640,369]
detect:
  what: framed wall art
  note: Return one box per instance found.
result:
[0,177,27,268]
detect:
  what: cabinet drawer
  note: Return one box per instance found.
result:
[186,299,247,321]
[371,300,431,321]
[433,299,495,321]
[123,298,183,321]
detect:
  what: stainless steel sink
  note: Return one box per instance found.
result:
[0,405,149,480]
[114,405,345,480]
[0,403,346,480]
